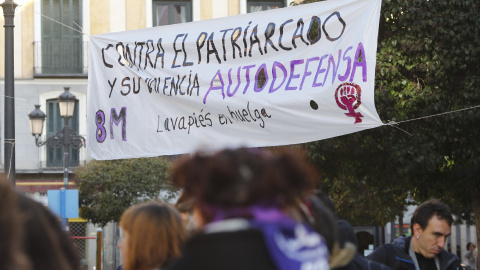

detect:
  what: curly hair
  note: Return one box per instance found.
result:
[172,147,316,222]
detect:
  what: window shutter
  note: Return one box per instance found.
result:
[41,0,83,74]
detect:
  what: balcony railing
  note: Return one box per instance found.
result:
[34,41,89,77]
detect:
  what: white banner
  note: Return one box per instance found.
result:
[87,0,383,160]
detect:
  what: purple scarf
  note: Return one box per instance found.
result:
[212,206,329,270]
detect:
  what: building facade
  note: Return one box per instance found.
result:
[0,1,294,269]
[2,0,296,175]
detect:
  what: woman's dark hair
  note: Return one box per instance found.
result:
[466,242,475,250]
[172,147,316,222]
[0,179,29,270]
[410,198,453,232]
[306,195,338,254]
[314,190,338,219]
[18,194,81,270]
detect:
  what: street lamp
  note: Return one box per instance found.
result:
[2,0,19,185]
[58,86,77,118]
[28,104,46,138]
[28,87,85,228]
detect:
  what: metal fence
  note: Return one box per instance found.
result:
[69,222,93,266]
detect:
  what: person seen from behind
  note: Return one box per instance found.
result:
[367,199,462,270]
[174,191,198,234]
[0,177,29,270]
[307,190,392,270]
[1,174,81,270]
[168,147,329,270]
[18,194,82,270]
[118,202,185,270]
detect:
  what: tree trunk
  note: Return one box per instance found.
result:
[471,183,480,270]
[398,213,404,238]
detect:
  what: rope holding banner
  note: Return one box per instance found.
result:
[384,104,480,135]
[390,104,480,125]
[17,4,88,36]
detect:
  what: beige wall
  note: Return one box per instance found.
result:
[126,0,145,30]
[229,0,240,16]
[0,2,34,79]
[22,1,34,78]
[200,0,212,21]
[90,0,110,35]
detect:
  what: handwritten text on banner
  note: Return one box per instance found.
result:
[87,0,383,160]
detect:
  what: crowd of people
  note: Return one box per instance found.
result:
[0,147,477,270]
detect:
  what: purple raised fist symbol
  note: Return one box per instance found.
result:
[335,82,363,124]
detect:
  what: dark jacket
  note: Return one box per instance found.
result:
[334,220,392,270]
[335,254,393,270]
[167,228,277,270]
[367,236,462,270]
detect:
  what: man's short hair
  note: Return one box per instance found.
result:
[410,199,453,232]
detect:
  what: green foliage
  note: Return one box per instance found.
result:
[375,0,480,223]
[306,128,412,226]
[75,157,177,226]
[298,0,480,226]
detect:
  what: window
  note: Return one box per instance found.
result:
[153,0,192,26]
[41,0,83,74]
[46,99,80,167]
[247,0,284,13]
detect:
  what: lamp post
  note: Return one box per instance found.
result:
[28,87,85,228]
[2,1,18,185]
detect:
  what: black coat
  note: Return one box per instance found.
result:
[335,254,393,270]
[367,236,462,270]
[168,228,277,270]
